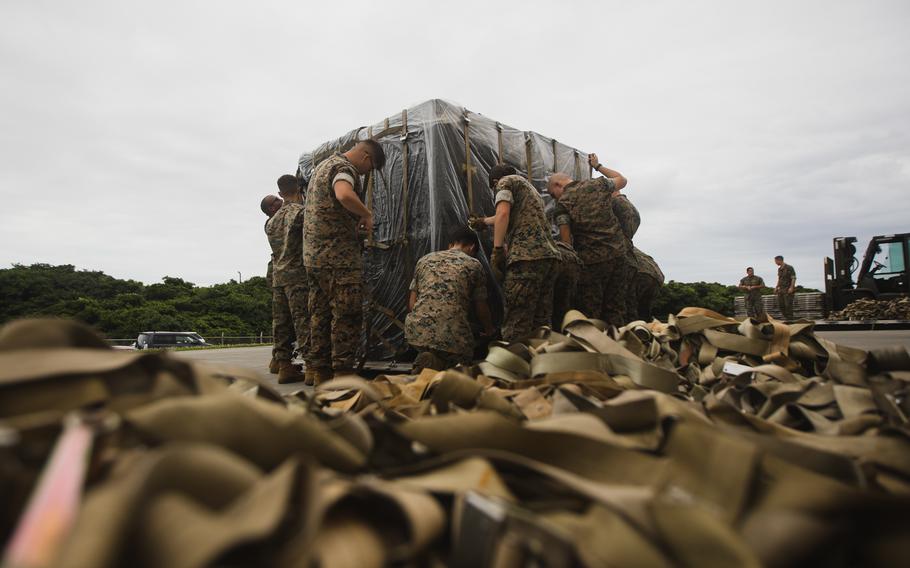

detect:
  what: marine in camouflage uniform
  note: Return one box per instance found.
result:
[261,195,295,373]
[774,256,797,320]
[633,247,664,321]
[552,241,582,330]
[303,141,384,377]
[549,155,630,327]
[406,229,492,371]
[738,268,766,319]
[265,183,309,383]
[489,168,560,341]
[612,193,642,323]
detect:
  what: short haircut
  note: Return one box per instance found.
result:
[360,139,386,170]
[449,226,479,249]
[260,195,277,215]
[774,255,784,261]
[276,174,298,193]
[489,164,517,187]
[746,266,753,271]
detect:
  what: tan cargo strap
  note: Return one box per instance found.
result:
[529,352,679,393]
[400,109,410,247]
[462,110,475,213]
[524,133,533,182]
[551,138,558,173]
[365,126,375,247]
[495,122,504,164]
[368,301,406,332]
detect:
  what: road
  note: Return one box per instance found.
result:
[173,331,910,386]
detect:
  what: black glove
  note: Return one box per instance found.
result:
[468,216,487,232]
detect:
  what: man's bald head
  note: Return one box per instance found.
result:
[547,173,573,199]
[260,194,282,217]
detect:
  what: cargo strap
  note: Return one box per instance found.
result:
[462,110,476,214]
[365,126,375,247]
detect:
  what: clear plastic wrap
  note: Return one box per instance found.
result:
[298,99,591,361]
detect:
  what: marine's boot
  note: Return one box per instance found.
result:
[268,357,280,374]
[277,360,306,384]
[311,368,334,385]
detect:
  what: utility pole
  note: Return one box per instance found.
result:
[237,271,242,283]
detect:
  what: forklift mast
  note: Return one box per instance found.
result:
[824,236,857,313]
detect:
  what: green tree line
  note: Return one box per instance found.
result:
[0,264,271,339]
[0,264,820,341]
[651,280,818,318]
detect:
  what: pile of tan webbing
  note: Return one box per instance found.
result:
[2,312,909,567]
[830,297,910,321]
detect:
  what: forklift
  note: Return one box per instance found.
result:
[824,233,910,313]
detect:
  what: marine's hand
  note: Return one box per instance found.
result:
[587,153,600,169]
[468,216,487,232]
[360,213,374,234]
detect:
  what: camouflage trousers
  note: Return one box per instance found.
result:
[777,292,795,320]
[552,255,580,331]
[502,258,557,342]
[619,251,640,323]
[272,283,309,362]
[746,295,765,319]
[634,274,660,321]
[577,257,633,328]
[306,267,363,372]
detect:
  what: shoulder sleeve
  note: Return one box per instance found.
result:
[332,171,356,187]
[758,277,765,286]
[596,176,616,192]
[494,189,514,206]
[789,266,796,277]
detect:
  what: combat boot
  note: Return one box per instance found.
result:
[268,357,280,374]
[309,368,333,385]
[277,361,306,384]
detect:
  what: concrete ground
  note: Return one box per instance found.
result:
[172,331,910,393]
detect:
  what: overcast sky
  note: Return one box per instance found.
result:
[2,0,908,291]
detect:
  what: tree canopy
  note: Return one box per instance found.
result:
[0,264,271,339]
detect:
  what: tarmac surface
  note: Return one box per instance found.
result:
[172,330,910,393]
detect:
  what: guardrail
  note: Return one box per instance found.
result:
[107,334,275,347]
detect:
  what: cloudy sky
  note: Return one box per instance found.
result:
[1,0,908,290]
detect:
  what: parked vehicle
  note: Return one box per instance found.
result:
[134,331,211,349]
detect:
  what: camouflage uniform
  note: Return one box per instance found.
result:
[612,194,641,323]
[266,258,294,362]
[495,175,560,341]
[265,203,309,362]
[556,176,630,326]
[739,274,766,319]
[632,248,664,321]
[303,153,363,372]
[552,241,582,330]
[406,249,487,366]
[776,263,797,320]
